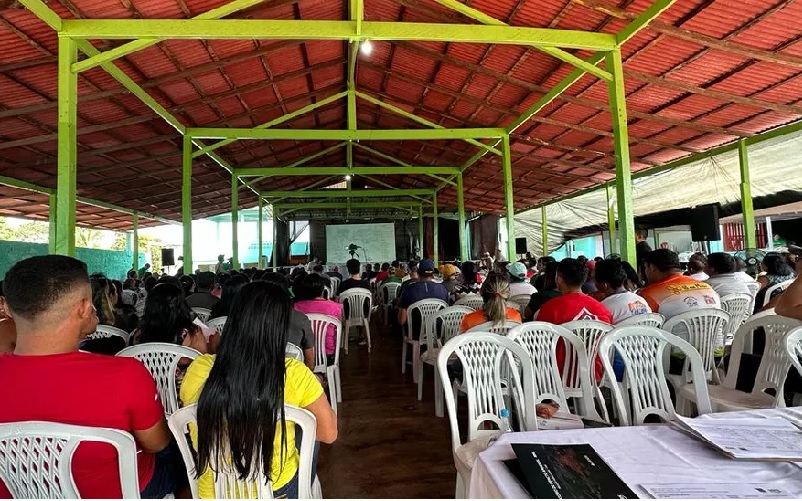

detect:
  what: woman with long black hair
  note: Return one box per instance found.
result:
[180,281,337,498]
[133,283,208,353]
[209,274,248,320]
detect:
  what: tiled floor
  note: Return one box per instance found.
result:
[317,321,456,498]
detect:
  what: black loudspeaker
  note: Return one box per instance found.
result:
[690,204,721,241]
[515,237,528,254]
[161,248,175,266]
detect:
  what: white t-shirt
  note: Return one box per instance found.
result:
[601,291,652,325]
[705,273,752,298]
[509,281,537,297]
[689,272,710,281]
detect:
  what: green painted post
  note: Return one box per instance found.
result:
[606,184,617,255]
[132,211,139,273]
[258,196,264,268]
[501,135,516,260]
[418,204,424,260]
[272,210,278,271]
[606,48,636,265]
[433,193,439,265]
[738,139,757,250]
[56,36,78,256]
[48,193,57,254]
[231,174,239,269]
[541,206,549,257]
[182,135,193,275]
[457,173,467,261]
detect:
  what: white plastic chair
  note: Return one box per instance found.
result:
[321,286,332,300]
[338,288,372,354]
[0,421,140,498]
[662,309,730,390]
[561,320,613,406]
[466,320,521,336]
[437,333,538,499]
[117,342,202,416]
[507,322,604,421]
[329,276,341,296]
[679,315,802,413]
[597,326,713,426]
[762,278,795,308]
[207,316,227,334]
[616,313,665,328]
[508,294,531,317]
[285,343,304,362]
[168,403,321,500]
[403,299,448,384]
[417,306,474,416]
[453,294,483,310]
[785,327,802,383]
[720,293,753,344]
[86,324,131,345]
[191,307,212,323]
[379,282,402,325]
[306,314,343,415]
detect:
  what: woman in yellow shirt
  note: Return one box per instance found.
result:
[180,281,337,498]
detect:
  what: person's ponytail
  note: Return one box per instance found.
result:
[480,277,510,325]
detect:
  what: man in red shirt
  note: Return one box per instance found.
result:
[0,256,177,498]
[536,258,612,381]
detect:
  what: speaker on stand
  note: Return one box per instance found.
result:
[690,204,721,242]
[515,237,528,257]
[161,248,175,267]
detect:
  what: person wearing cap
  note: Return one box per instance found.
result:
[439,264,459,294]
[506,261,536,297]
[397,259,449,340]
[638,249,721,320]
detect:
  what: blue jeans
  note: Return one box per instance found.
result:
[273,473,299,499]
[140,441,187,498]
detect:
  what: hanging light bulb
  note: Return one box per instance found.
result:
[360,40,373,56]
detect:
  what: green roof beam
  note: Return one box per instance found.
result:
[189,127,506,141]
[239,142,347,191]
[60,20,616,51]
[237,166,460,176]
[352,143,411,167]
[17,0,62,30]
[260,189,436,198]
[615,0,679,46]
[275,201,423,210]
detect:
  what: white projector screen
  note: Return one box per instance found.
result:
[326,223,396,264]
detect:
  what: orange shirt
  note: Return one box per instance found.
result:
[460,307,522,333]
[639,274,720,318]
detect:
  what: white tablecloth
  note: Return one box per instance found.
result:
[469,407,802,499]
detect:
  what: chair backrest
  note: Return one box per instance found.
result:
[207,316,228,333]
[306,314,343,373]
[726,314,802,398]
[437,333,538,453]
[338,288,372,321]
[466,320,521,336]
[785,327,802,383]
[561,320,613,384]
[763,279,795,308]
[407,299,448,342]
[168,403,317,500]
[506,323,575,410]
[746,280,761,298]
[597,326,712,425]
[508,294,531,317]
[662,308,730,382]
[720,293,753,334]
[192,307,212,323]
[453,294,484,310]
[286,343,304,362]
[116,342,202,415]
[0,421,140,498]
[425,306,474,350]
[321,286,332,300]
[86,324,131,345]
[329,276,341,295]
[379,282,401,305]
[616,313,665,328]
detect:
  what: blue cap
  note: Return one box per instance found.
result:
[418,259,436,273]
[506,261,527,279]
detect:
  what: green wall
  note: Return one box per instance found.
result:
[0,240,139,280]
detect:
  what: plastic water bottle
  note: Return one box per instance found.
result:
[487,408,511,447]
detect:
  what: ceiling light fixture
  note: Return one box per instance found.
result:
[360,40,373,56]
[345,174,352,181]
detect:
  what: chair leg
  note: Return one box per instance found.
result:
[417,362,425,401]
[364,320,372,353]
[342,324,349,355]
[435,370,444,418]
[412,342,421,384]
[401,338,408,374]
[335,366,342,403]
[329,378,338,416]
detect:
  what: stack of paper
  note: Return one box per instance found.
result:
[672,416,802,461]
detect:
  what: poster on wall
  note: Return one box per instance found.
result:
[326,223,396,264]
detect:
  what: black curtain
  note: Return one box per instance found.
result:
[470,214,499,260]
[274,219,290,266]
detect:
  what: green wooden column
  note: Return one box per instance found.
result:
[56,36,78,256]
[132,211,139,273]
[433,193,439,265]
[501,134,516,260]
[606,48,636,265]
[418,204,424,260]
[606,184,617,255]
[231,174,239,269]
[181,135,193,274]
[457,174,467,261]
[738,139,757,250]
[258,196,264,268]
[272,209,278,271]
[48,193,57,254]
[541,206,549,257]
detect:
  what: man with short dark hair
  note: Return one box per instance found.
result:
[0,256,178,498]
[594,259,651,324]
[326,265,343,280]
[639,249,720,319]
[376,262,391,282]
[636,229,652,279]
[185,271,219,309]
[398,259,449,339]
[338,258,370,295]
[705,252,752,297]
[312,264,332,288]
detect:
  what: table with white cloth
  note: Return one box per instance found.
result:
[469,407,802,499]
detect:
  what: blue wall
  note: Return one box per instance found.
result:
[0,240,140,280]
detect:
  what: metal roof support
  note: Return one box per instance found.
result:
[56,35,78,256]
[457,173,467,261]
[501,134,516,261]
[359,175,432,204]
[231,173,239,269]
[61,20,617,51]
[188,127,506,141]
[192,91,348,158]
[275,201,422,210]
[236,167,460,176]
[272,208,277,271]
[182,135,193,275]
[258,196,264,268]
[48,193,57,254]
[606,184,617,256]
[541,206,549,257]
[433,192,439,265]
[240,143,347,192]
[606,48,635,265]
[132,211,139,275]
[351,143,410,166]
[738,140,757,251]
[418,205,424,260]
[260,189,436,198]
[355,91,502,156]
[429,0,612,82]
